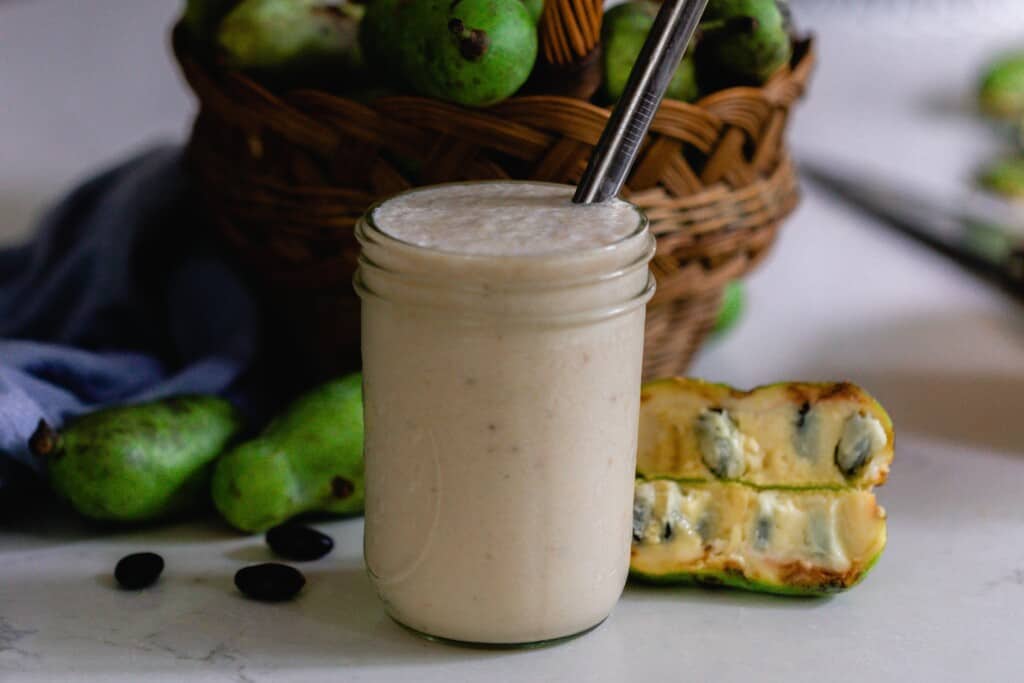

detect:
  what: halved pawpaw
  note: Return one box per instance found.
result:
[638,379,894,489]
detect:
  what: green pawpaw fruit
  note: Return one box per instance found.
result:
[211,374,365,533]
[713,281,745,336]
[217,0,365,89]
[979,51,1024,120]
[978,155,1024,199]
[696,0,792,87]
[601,1,699,103]
[361,0,537,107]
[630,378,893,595]
[522,0,544,25]
[30,396,242,523]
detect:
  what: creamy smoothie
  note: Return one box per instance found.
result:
[355,182,655,645]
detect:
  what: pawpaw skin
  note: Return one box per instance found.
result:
[629,545,884,596]
[696,0,792,88]
[36,396,242,523]
[217,0,366,90]
[521,0,544,25]
[712,281,744,336]
[979,51,1024,120]
[601,1,699,104]
[977,155,1024,199]
[364,0,538,107]
[211,374,365,533]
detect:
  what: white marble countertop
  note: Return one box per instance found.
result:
[3,2,1024,681]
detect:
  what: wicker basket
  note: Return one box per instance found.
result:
[174,26,813,383]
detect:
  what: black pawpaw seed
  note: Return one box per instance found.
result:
[835,438,871,477]
[834,413,884,477]
[795,401,811,429]
[235,563,305,602]
[266,524,334,562]
[114,552,164,590]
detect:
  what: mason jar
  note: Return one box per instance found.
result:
[354,181,655,646]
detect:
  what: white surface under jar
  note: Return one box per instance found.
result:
[354,181,656,646]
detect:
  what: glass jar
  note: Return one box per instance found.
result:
[354,181,655,646]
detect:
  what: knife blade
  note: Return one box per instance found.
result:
[800,160,1024,299]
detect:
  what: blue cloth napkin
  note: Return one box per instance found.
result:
[0,146,263,473]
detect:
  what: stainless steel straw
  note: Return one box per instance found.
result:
[573,0,709,204]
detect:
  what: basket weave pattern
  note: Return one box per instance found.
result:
[176,30,813,381]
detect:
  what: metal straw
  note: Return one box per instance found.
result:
[573,0,709,204]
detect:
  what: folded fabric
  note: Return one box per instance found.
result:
[0,146,262,473]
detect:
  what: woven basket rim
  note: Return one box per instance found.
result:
[175,24,815,380]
